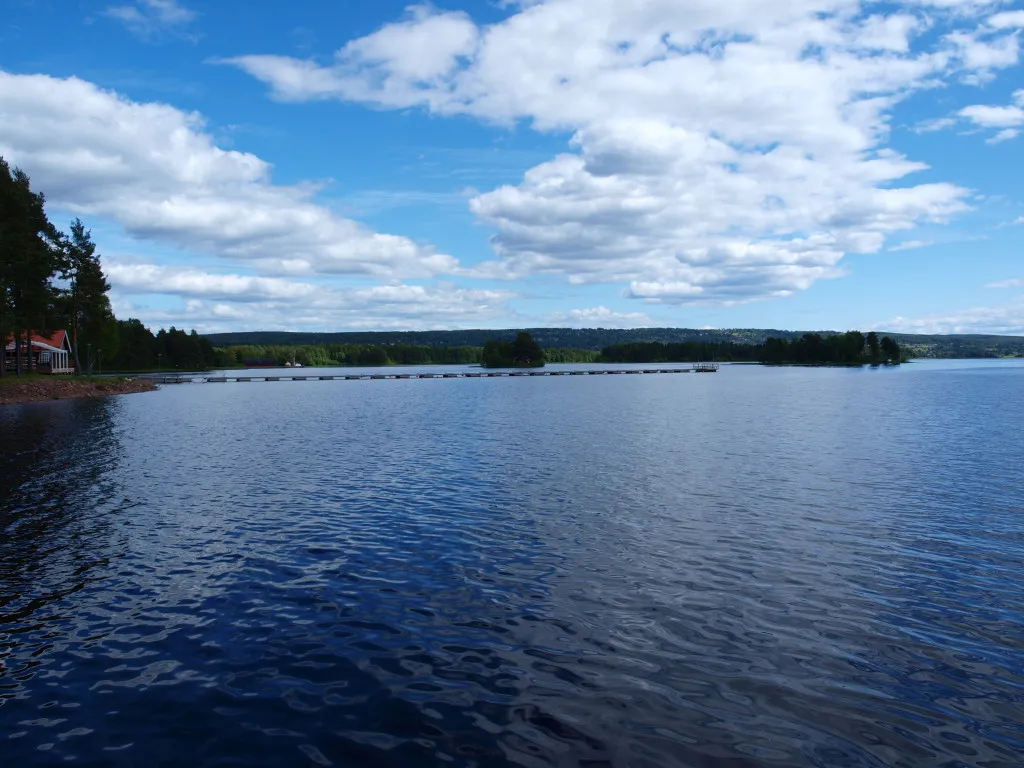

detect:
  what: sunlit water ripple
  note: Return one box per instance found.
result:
[2,360,1023,766]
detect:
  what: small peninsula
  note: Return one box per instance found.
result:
[481,332,545,368]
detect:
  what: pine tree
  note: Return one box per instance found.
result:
[0,158,61,376]
[866,332,881,365]
[59,219,113,373]
[0,158,14,377]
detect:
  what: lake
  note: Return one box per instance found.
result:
[1,360,1022,766]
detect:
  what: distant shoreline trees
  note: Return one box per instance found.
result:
[761,332,904,365]
[599,341,761,363]
[481,332,545,368]
[204,334,905,370]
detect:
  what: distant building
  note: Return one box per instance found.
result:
[4,330,75,374]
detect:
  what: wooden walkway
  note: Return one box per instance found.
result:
[148,368,702,384]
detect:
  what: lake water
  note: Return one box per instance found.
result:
[1,360,1022,767]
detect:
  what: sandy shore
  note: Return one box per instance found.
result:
[0,377,157,406]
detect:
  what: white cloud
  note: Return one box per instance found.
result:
[945,29,1020,77]
[988,11,1024,29]
[914,116,957,132]
[958,89,1024,140]
[221,6,479,105]
[339,6,479,83]
[105,263,516,332]
[884,303,1024,335]
[545,306,658,328]
[985,278,1023,288]
[960,102,1024,127]
[0,71,457,281]
[104,0,196,40]
[855,14,925,53]
[227,0,997,306]
[888,239,934,251]
[987,128,1020,143]
[105,263,320,302]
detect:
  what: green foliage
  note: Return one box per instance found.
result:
[543,348,601,363]
[599,341,760,363]
[211,342,483,368]
[203,327,805,350]
[0,157,64,375]
[880,335,902,363]
[58,218,115,371]
[202,328,1024,359]
[481,332,545,368]
[114,318,157,369]
[760,331,902,365]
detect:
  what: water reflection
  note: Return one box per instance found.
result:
[1,363,1023,766]
[1,398,127,617]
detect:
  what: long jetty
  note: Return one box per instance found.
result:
[146,368,706,384]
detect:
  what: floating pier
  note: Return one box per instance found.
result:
[146,366,717,385]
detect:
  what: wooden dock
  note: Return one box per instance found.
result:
[147,367,711,385]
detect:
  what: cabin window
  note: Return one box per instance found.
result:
[41,352,51,363]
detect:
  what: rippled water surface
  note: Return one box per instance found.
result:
[2,360,1023,767]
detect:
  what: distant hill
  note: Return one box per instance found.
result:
[202,328,1024,358]
[886,333,1024,359]
[203,327,804,349]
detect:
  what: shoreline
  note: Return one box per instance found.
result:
[0,376,157,406]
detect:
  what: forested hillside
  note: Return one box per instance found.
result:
[205,328,1024,358]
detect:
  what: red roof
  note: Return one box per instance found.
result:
[5,330,69,350]
[34,330,68,349]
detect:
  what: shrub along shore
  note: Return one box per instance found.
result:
[0,376,156,406]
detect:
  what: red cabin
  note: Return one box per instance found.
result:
[4,330,75,374]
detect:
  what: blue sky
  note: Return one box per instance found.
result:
[1,0,1023,334]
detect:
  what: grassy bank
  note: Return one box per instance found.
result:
[0,375,156,406]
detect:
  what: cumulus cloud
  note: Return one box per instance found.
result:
[227,0,1008,305]
[0,71,457,281]
[105,263,516,332]
[988,11,1024,29]
[220,6,479,105]
[104,0,196,40]
[105,263,320,302]
[545,306,658,328]
[883,303,1024,335]
[985,278,1023,288]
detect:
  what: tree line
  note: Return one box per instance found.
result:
[204,328,1024,359]
[208,334,902,369]
[599,341,762,363]
[761,332,902,365]
[599,333,902,365]
[1,157,211,375]
[211,339,597,368]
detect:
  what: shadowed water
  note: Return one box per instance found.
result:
[1,360,1023,766]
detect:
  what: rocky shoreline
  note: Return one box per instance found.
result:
[0,377,157,406]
